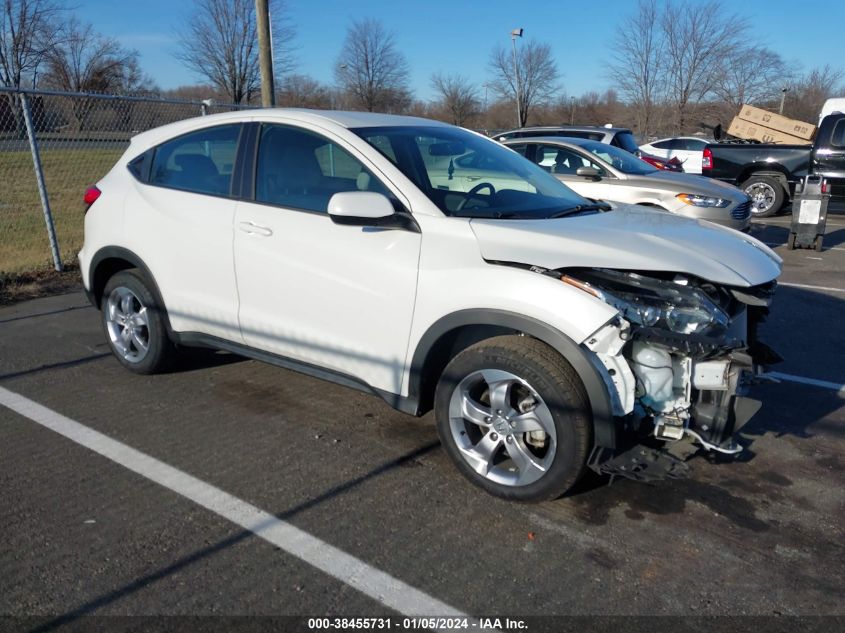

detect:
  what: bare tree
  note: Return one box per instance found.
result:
[785,65,845,123]
[175,0,295,104]
[40,18,157,129]
[573,90,623,127]
[661,0,747,132]
[277,73,333,108]
[712,46,790,109]
[42,18,138,93]
[607,0,665,138]
[430,72,478,126]
[334,18,410,112]
[0,0,64,88]
[488,39,559,127]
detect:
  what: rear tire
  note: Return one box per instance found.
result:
[787,233,796,250]
[742,175,786,218]
[101,269,174,374]
[814,235,824,252]
[434,335,592,502]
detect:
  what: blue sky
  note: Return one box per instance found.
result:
[76,0,843,101]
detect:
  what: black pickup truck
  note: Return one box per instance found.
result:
[702,113,845,216]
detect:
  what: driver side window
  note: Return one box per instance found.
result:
[255,124,392,213]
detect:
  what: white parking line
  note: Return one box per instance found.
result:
[755,219,845,227]
[0,386,486,629]
[763,241,845,253]
[779,281,845,294]
[765,372,845,396]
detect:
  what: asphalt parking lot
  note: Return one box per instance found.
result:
[1,212,844,632]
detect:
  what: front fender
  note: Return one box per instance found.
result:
[409,309,619,449]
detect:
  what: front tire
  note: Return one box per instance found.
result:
[101,269,174,374]
[434,336,592,502]
[742,174,786,217]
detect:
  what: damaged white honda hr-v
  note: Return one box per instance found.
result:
[79,110,782,501]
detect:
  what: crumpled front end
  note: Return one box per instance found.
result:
[562,267,780,481]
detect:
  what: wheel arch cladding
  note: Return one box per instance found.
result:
[89,247,173,334]
[741,168,790,192]
[409,309,618,449]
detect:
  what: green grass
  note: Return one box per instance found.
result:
[0,147,123,273]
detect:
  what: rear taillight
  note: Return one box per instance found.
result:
[702,148,713,170]
[83,186,101,210]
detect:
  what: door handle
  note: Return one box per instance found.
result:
[238,221,273,237]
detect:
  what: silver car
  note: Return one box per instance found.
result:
[503,137,751,231]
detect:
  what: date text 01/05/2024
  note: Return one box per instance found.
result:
[306,617,528,630]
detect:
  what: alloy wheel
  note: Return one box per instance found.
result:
[745,181,777,215]
[447,369,557,487]
[105,286,150,363]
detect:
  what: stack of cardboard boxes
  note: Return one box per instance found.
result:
[727,105,815,145]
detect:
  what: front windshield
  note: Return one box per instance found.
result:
[352,125,591,219]
[579,140,657,176]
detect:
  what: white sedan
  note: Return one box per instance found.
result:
[639,136,713,174]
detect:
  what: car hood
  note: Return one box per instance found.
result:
[627,171,746,199]
[469,205,782,287]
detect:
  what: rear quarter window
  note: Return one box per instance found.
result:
[149,124,241,197]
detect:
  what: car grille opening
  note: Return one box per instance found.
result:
[731,200,751,220]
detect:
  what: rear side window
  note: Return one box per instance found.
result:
[683,138,708,150]
[150,124,241,196]
[506,143,529,158]
[536,144,605,175]
[831,120,845,148]
[255,124,391,213]
[611,132,640,154]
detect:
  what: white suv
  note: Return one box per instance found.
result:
[80,110,782,501]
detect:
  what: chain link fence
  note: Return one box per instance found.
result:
[0,87,251,274]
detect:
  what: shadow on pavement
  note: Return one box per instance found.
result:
[26,440,441,633]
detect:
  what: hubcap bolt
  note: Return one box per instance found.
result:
[490,433,498,441]
[506,436,514,443]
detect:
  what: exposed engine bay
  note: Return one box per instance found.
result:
[535,265,781,481]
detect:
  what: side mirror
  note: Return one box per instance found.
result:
[328,191,419,232]
[576,166,601,179]
[328,191,394,221]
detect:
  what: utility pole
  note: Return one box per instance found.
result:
[256,0,275,107]
[511,28,523,128]
[779,87,789,115]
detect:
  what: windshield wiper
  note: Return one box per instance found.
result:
[451,209,517,219]
[548,202,611,219]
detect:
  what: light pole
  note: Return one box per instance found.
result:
[511,28,523,128]
[570,96,576,125]
[779,87,789,115]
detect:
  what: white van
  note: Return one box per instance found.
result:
[819,97,845,124]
